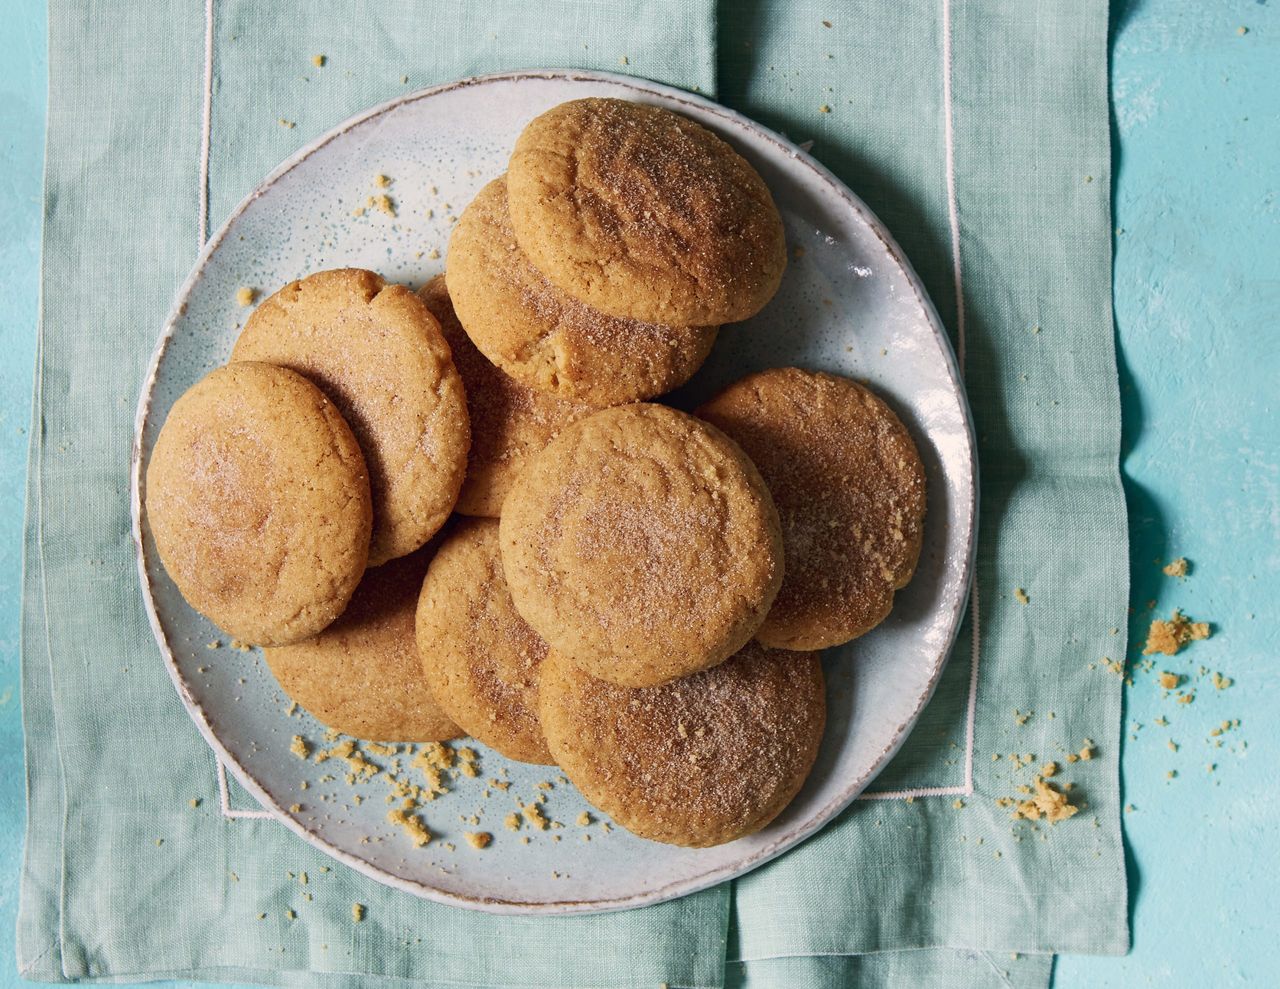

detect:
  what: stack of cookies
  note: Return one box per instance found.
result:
[145,97,926,849]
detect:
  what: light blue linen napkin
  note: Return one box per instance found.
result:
[18,2,1124,986]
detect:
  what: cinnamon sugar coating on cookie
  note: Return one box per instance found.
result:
[145,362,372,646]
[507,98,786,325]
[232,268,470,565]
[418,275,595,517]
[264,546,460,741]
[539,642,825,846]
[416,517,555,764]
[446,177,717,405]
[698,368,926,650]
[499,404,783,687]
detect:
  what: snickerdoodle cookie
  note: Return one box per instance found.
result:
[446,177,718,406]
[506,98,786,325]
[415,517,554,764]
[145,361,371,646]
[499,403,783,687]
[418,275,594,517]
[231,268,469,565]
[697,368,927,650]
[264,546,460,741]
[539,641,825,847]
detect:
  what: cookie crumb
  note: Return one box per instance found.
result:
[387,807,432,847]
[466,832,492,849]
[1162,557,1188,577]
[576,811,592,826]
[1212,671,1233,690]
[1014,588,1030,605]
[819,104,831,114]
[522,803,550,830]
[1011,777,1079,823]
[278,118,296,129]
[1157,671,1182,690]
[235,287,256,307]
[374,173,391,188]
[312,54,326,68]
[289,735,310,760]
[189,798,200,809]
[1143,610,1210,656]
[352,903,364,922]
[373,194,396,216]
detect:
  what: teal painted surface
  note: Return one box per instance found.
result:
[0,0,44,985]
[1056,2,1279,984]
[0,0,1273,986]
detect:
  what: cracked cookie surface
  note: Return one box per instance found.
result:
[232,268,469,565]
[418,275,596,516]
[416,517,555,764]
[698,368,927,650]
[265,546,460,741]
[446,177,717,406]
[145,361,372,646]
[506,98,786,325]
[499,403,783,687]
[539,641,825,846]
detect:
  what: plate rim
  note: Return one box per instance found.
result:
[129,68,979,915]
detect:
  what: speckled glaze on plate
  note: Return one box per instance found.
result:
[130,70,976,915]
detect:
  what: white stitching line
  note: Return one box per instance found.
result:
[218,759,272,820]
[198,0,214,247]
[199,0,268,823]
[858,0,978,802]
[947,0,979,803]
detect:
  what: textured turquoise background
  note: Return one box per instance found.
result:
[1,0,1275,986]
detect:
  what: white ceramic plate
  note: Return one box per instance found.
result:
[131,70,976,915]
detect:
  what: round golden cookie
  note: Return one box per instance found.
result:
[145,362,372,647]
[506,98,787,326]
[697,368,927,651]
[231,268,470,566]
[539,641,825,847]
[264,546,460,741]
[499,403,783,687]
[446,176,718,406]
[418,275,595,517]
[415,517,554,764]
